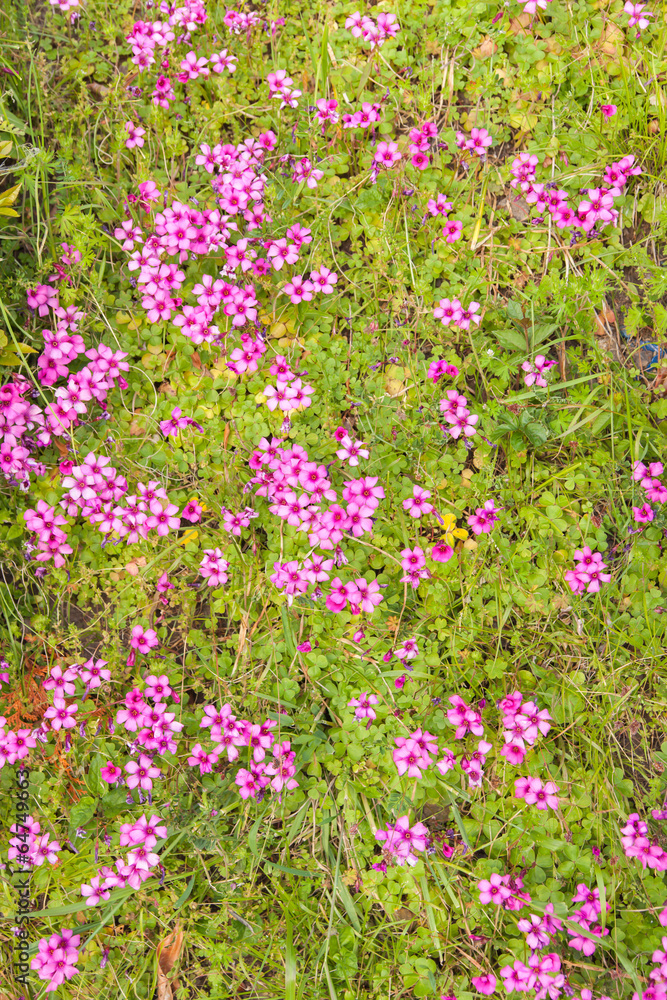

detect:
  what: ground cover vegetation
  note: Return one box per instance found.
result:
[0,0,667,995]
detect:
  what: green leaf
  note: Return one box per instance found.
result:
[496,328,528,353]
[69,795,97,829]
[356,58,374,100]
[175,873,195,908]
[524,422,549,447]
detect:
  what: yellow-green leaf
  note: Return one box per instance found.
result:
[0,207,19,217]
[0,141,13,158]
[0,183,22,207]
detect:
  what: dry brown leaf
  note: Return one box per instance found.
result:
[158,382,177,396]
[472,37,497,59]
[509,196,530,222]
[157,925,184,1000]
[508,12,531,34]
[599,22,624,56]
[125,557,147,576]
[594,307,616,336]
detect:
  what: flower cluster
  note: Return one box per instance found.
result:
[31,929,81,993]
[79,813,167,905]
[267,69,302,108]
[8,815,62,868]
[476,871,532,911]
[496,688,550,758]
[223,8,261,33]
[197,702,299,800]
[564,547,611,595]
[375,815,429,866]
[455,127,493,157]
[509,151,641,236]
[407,120,439,170]
[621,812,667,871]
[433,297,482,330]
[632,459,667,524]
[199,548,230,586]
[522,355,557,388]
[341,101,382,130]
[23,499,72,567]
[344,10,399,50]
[58,453,188,546]
[125,0,207,71]
[427,357,460,382]
[262,355,315,414]
[249,433,384,561]
[439,389,480,440]
[467,499,500,535]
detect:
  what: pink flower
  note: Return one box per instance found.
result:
[44,699,78,731]
[100,763,122,783]
[393,739,428,777]
[235,767,260,799]
[179,50,210,80]
[395,637,419,660]
[432,542,454,562]
[477,873,512,906]
[124,121,146,149]
[81,876,111,906]
[501,742,526,765]
[633,503,654,523]
[427,194,452,217]
[336,434,369,466]
[187,743,220,774]
[130,626,159,654]
[435,749,456,774]
[182,500,203,522]
[199,549,229,587]
[433,297,464,326]
[465,127,493,155]
[348,692,379,721]
[375,815,429,866]
[402,485,434,518]
[310,266,338,294]
[125,754,161,791]
[467,499,500,535]
[522,355,556,388]
[283,275,315,304]
[447,694,484,739]
[624,0,654,30]
[472,974,497,995]
[443,220,463,243]
[159,406,194,437]
[520,776,560,810]
[374,141,402,166]
[601,104,617,117]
